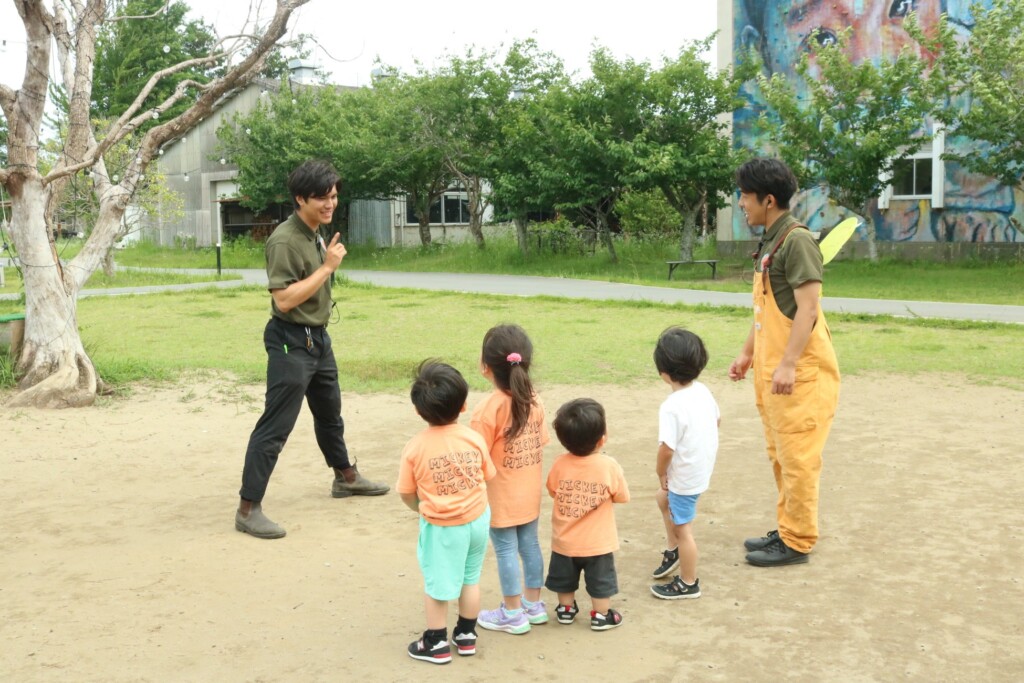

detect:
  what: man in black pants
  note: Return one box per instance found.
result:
[235,160,389,539]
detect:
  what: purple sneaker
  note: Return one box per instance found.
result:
[523,599,549,625]
[478,604,531,635]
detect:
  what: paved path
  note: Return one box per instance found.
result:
[3,261,1023,323]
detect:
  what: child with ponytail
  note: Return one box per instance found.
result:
[471,324,550,634]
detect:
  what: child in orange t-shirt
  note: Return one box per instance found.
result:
[397,361,496,665]
[471,324,551,634]
[545,398,630,631]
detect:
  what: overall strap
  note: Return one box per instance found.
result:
[762,224,810,289]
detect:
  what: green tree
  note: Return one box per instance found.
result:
[755,26,942,260]
[487,41,569,253]
[93,0,219,126]
[923,0,1024,194]
[631,38,751,261]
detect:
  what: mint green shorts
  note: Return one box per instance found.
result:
[418,507,491,601]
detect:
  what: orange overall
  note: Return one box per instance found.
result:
[752,236,840,554]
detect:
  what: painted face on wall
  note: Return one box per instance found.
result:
[734,0,1021,244]
[759,0,942,80]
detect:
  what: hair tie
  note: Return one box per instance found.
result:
[506,352,522,365]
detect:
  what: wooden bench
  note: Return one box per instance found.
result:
[666,259,719,280]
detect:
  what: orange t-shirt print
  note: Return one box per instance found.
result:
[546,452,630,556]
[470,391,550,528]
[396,423,496,527]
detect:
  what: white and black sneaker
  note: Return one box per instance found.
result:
[451,630,477,657]
[408,633,451,664]
[652,547,680,578]
[651,576,701,600]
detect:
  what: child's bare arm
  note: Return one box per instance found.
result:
[655,442,674,489]
[399,491,420,512]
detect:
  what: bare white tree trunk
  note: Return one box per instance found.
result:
[1,0,310,407]
[9,178,98,407]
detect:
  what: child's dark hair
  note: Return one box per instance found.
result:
[553,398,606,457]
[654,326,708,385]
[287,160,341,210]
[410,359,468,426]
[735,157,798,209]
[481,324,536,441]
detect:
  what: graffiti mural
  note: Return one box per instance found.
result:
[732,0,1023,243]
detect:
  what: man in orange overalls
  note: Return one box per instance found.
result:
[728,158,840,567]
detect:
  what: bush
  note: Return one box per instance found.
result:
[617,189,679,238]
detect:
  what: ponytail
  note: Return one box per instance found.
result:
[481,324,537,442]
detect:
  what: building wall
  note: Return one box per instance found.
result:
[719,0,1023,253]
[145,84,268,246]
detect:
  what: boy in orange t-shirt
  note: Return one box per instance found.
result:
[397,361,496,664]
[545,398,631,631]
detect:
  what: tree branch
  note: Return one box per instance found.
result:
[105,0,171,22]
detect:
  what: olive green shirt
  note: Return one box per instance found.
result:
[754,212,823,320]
[265,213,331,326]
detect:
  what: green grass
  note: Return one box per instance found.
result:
[1,265,241,295]
[4,281,1012,394]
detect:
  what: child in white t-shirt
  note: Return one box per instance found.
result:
[649,327,720,600]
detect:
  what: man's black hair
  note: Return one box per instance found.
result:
[553,398,606,456]
[735,157,798,209]
[410,360,469,426]
[654,327,709,385]
[287,160,341,210]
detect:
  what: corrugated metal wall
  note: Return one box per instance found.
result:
[348,199,393,247]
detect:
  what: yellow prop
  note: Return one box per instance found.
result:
[818,217,861,265]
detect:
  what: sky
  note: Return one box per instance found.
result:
[0,0,721,90]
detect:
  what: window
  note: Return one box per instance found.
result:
[405,187,471,224]
[890,155,933,198]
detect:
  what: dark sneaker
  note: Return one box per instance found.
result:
[590,608,623,631]
[650,576,701,600]
[555,600,579,625]
[652,547,680,578]
[745,536,809,567]
[743,529,779,551]
[234,503,286,539]
[452,630,477,656]
[332,470,390,498]
[408,633,451,664]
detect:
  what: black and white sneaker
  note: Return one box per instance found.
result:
[652,547,680,578]
[651,576,701,600]
[408,633,451,664]
[590,608,624,631]
[451,630,477,656]
[556,600,579,624]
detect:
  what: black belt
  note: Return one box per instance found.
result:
[272,316,325,330]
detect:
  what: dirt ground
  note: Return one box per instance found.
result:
[2,374,1022,682]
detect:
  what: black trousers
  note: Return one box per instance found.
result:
[239,317,351,502]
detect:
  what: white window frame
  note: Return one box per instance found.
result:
[879,124,945,209]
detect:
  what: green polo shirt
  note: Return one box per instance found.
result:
[754,212,823,320]
[265,213,331,326]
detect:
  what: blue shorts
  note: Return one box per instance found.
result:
[668,492,700,525]
[417,507,491,601]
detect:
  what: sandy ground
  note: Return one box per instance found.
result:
[2,374,1023,682]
